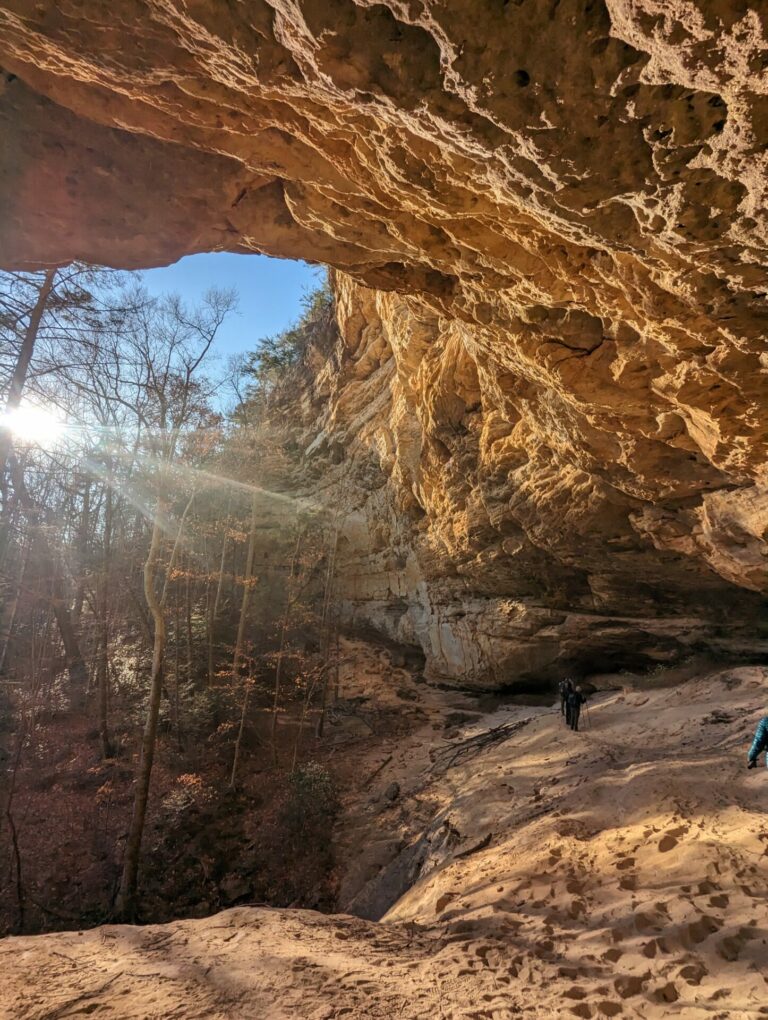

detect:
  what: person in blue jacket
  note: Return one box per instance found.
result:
[747,716,768,769]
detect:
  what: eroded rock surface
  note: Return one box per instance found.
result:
[291,273,766,686]
[1,0,767,685]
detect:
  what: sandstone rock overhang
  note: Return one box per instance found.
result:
[1,0,766,685]
[2,2,766,288]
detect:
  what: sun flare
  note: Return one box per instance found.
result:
[0,403,67,449]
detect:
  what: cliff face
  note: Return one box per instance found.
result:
[293,273,766,687]
[1,0,767,685]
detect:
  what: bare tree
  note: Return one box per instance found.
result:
[229,493,259,789]
[0,269,57,478]
[111,287,235,920]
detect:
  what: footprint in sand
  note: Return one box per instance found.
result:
[678,961,708,985]
[435,892,455,912]
[685,915,720,946]
[667,824,688,839]
[614,975,644,999]
[697,880,718,895]
[642,938,671,958]
[601,948,623,964]
[474,943,499,966]
[596,1002,623,1017]
[717,927,757,961]
[634,912,662,935]
[558,967,580,980]
[654,981,679,1004]
[569,899,588,918]
[564,987,587,1000]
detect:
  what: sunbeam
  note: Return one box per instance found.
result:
[134,452,321,514]
[1,403,67,449]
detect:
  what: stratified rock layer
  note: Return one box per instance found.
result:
[1,0,767,685]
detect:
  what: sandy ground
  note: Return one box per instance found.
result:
[2,657,767,1019]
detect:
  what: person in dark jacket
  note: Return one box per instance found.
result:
[567,686,587,732]
[747,716,768,769]
[558,677,574,721]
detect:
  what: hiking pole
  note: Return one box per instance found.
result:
[584,702,591,730]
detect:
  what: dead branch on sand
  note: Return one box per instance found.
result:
[429,717,534,775]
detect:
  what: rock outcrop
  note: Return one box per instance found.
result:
[2,0,767,686]
[291,272,766,686]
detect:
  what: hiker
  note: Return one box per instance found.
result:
[558,677,573,720]
[567,685,588,732]
[747,715,768,769]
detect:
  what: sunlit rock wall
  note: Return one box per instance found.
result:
[1,0,766,684]
[293,274,766,687]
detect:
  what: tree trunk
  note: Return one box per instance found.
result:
[72,476,91,624]
[230,652,253,791]
[114,505,166,921]
[96,481,114,757]
[232,494,258,680]
[270,525,303,765]
[315,528,339,739]
[198,533,214,686]
[8,458,89,707]
[229,536,239,606]
[333,617,342,703]
[0,268,57,478]
[291,667,321,774]
[127,581,154,646]
[212,495,231,620]
[0,536,30,674]
[185,556,193,684]
[206,575,215,686]
[159,492,195,606]
[50,565,89,703]
[229,494,258,788]
[0,484,20,573]
[173,580,182,746]
[3,613,49,932]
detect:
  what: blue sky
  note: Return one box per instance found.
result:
[141,253,323,363]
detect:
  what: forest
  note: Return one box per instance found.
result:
[0,263,344,933]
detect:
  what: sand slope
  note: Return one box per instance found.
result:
[2,665,767,1019]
